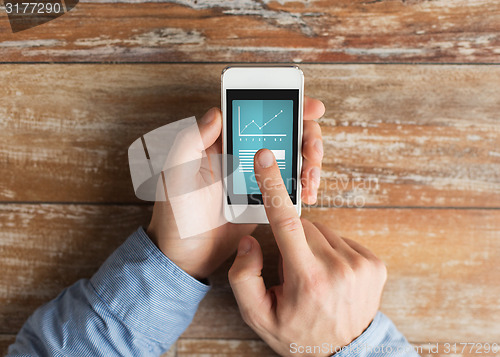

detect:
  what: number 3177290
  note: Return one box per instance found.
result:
[5,2,62,14]
[444,343,499,354]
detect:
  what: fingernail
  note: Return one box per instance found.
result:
[314,139,323,157]
[201,108,217,124]
[310,166,321,186]
[257,150,274,168]
[237,237,252,256]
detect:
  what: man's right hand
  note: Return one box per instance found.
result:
[228,149,388,357]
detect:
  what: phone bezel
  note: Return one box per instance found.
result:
[221,65,304,224]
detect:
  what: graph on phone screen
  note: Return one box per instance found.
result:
[232,99,294,195]
[238,107,286,137]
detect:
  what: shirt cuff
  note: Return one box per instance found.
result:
[90,227,211,344]
[334,311,419,357]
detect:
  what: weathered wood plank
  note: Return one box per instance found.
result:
[0,1,499,63]
[1,64,499,206]
[0,335,16,356]
[177,338,278,357]
[1,204,499,343]
[314,66,500,208]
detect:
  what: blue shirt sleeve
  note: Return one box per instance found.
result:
[7,227,210,356]
[8,227,417,357]
[334,311,420,357]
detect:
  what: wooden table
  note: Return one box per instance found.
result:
[1,1,499,356]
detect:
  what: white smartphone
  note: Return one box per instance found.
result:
[221,65,304,224]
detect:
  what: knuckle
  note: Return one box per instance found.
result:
[228,266,248,284]
[301,268,327,295]
[313,120,322,133]
[350,254,387,283]
[351,254,370,271]
[335,261,356,282]
[262,176,287,191]
[306,119,321,133]
[373,258,388,282]
[240,307,262,328]
[276,216,303,234]
[227,266,237,282]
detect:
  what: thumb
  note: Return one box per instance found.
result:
[197,107,223,152]
[164,107,222,170]
[228,236,274,329]
[161,108,221,196]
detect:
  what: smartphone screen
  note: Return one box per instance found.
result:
[226,89,299,205]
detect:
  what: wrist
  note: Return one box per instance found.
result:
[146,224,212,281]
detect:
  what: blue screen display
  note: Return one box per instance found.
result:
[226,89,299,204]
[232,99,293,194]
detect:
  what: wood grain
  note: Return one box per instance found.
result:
[1,1,499,63]
[177,338,277,357]
[1,204,499,344]
[0,335,16,356]
[1,64,499,206]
